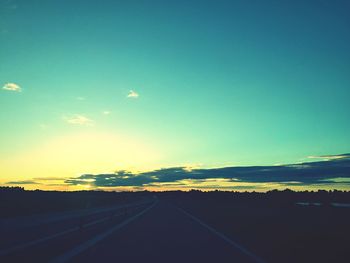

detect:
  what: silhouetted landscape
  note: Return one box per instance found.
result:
[1,187,349,262]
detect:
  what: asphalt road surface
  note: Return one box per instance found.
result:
[67,201,262,263]
[1,200,264,263]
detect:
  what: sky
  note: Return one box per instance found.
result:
[1,0,349,191]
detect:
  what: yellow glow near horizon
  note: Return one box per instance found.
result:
[0,131,161,187]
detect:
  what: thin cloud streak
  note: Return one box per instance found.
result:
[6,180,40,185]
[308,154,350,160]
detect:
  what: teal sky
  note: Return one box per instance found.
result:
[1,0,350,190]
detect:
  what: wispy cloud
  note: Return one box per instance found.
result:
[102,110,111,115]
[33,177,67,181]
[127,90,139,98]
[63,114,94,126]
[307,153,350,161]
[2,83,21,92]
[6,180,40,185]
[76,97,86,101]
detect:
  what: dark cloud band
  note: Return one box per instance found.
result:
[65,153,350,188]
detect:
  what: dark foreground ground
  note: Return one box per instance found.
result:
[0,187,349,263]
[167,190,350,263]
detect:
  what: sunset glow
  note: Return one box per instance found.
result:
[1,0,349,191]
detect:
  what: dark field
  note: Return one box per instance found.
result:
[165,190,350,263]
[1,187,350,263]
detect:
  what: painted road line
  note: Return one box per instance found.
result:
[50,201,157,263]
[0,199,153,230]
[177,207,266,263]
[0,226,80,257]
[0,203,148,257]
[82,203,145,228]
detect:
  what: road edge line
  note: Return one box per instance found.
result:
[49,201,157,263]
[176,206,266,263]
[0,201,151,257]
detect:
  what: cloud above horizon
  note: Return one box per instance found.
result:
[63,114,94,126]
[2,83,21,92]
[64,153,350,190]
[127,90,139,98]
[6,180,40,185]
[307,154,350,161]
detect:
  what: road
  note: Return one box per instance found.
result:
[62,201,262,263]
[0,199,152,256]
[1,200,264,263]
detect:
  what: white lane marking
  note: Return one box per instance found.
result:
[1,199,153,230]
[50,201,157,263]
[177,207,266,263]
[0,203,150,257]
[0,227,79,257]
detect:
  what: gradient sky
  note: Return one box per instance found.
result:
[1,0,350,191]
